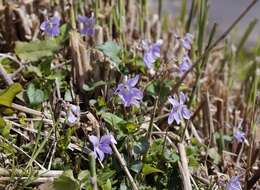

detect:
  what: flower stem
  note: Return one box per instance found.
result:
[89,152,98,190]
[146,96,159,143]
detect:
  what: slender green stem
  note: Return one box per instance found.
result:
[161,126,169,155]
[26,127,54,170]
[236,18,258,55]
[146,96,159,143]
[186,0,196,33]
[89,152,98,190]
[197,0,207,55]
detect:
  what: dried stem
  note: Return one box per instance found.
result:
[111,143,139,190]
[178,143,192,190]
[0,62,13,85]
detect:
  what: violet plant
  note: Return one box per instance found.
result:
[226,176,242,190]
[67,104,79,125]
[168,92,191,125]
[40,16,60,37]
[233,120,246,143]
[115,75,143,107]
[143,40,162,69]
[89,134,117,161]
[178,33,193,77]
[234,130,246,142]
[77,15,95,36]
[181,33,193,50]
[179,54,192,77]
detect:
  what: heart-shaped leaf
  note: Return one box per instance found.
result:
[27,83,45,105]
[15,39,60,62]
[96,41,121,68]
[101,112,125,127]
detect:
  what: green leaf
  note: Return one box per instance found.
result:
[130,161,143,173]
[53,170,80,190]
[145,79,173,102]
[118,122,139,134]
[78,170,90,181]
[78,170,92,189]
[0,83,22,107]
[64,89,73,102]
[0,117,6,128]
[97,167,116,187]
[27,83,45,105]
[101,179,112,190]
[96,41,121,67]
[164,149,180,163]
[101,112,125,127]
[125,123,139,133]
[97,96,107,108]
[208,148,221,164]
[0,123,12,138]
[0,119,11,137]
[188,156,199,169]
[142,164,163,176]
[133,137,149,155]
[56,24,70,44]
[26,65,43,77]
[119,183,128,190]
[15,39,60,62]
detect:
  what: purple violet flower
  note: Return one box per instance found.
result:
[179,54,192,77]
[89,134,117,161]
[143,40,162,69]
[226,176,241,190]
[168,92,191,125]
[234,119,246,143]
[67,104,79,125]
[77,15,95,36]
[234,130,245,143]
[115,75,143,107]
[181,33,193,50]
[40,16,60,37]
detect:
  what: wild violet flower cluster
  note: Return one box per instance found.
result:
[40,15,95,36]
[179,33,193,77]
[40,15,192,161]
